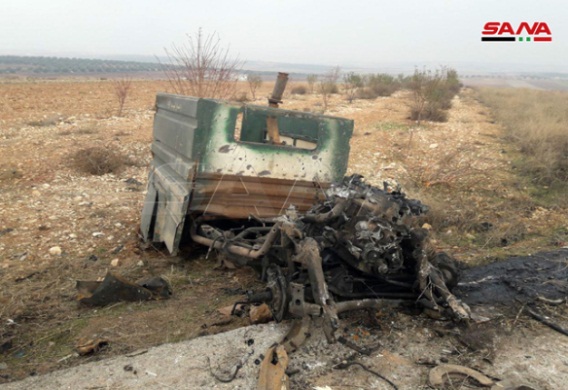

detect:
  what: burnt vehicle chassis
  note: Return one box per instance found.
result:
[190,175,470,343]
[140,88,470,345]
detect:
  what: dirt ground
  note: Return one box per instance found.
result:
[1,79,567,388]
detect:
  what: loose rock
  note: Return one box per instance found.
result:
[48,246,62,256]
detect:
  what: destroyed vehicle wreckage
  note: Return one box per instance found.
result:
[140,85,470,344]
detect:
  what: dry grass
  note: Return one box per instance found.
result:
[354,89,567,262]
[58,122,98,136]
[475,87,568,186]
[404,147,487,190]
[290,85,308,95]
[27,114,63,127]
[72,146,133,175]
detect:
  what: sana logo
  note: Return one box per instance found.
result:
[482,22,552,42]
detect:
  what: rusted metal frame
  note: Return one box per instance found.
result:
[232,226,273,241]
[327,285,418,300]
[417,251,471,319]
[266,72,289,144]
[268,73,290,106]
[257,344,290,390]
[293,238,339,343]
[302,198,348,224]
[335,298,395,313]
[287,282,322,318]
[352,197,404,225]
[281,316,312,353]
[190,220,283,259]
[289,288,396,316]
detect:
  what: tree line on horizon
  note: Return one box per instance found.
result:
[0,55,172,75]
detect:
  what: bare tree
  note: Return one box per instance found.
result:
[328,66,341,85]
[113,77,132,117]
[306,74,318,94]
[247,74,263,100]
[318,67,341,112]
[161,28,242,99]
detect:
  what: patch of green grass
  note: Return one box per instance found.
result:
[527,182,568,208]
[374,121,409,131]
[75,123,98,135]
[4,316,90,372]
[27,114,63,127]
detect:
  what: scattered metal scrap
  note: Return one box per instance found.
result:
[335,360,398,390]
[526,306,568,337]
[76,272,171,306]
[75,337,109,356]
[428,364,538,390]
[202,174,467,389]
[198,175,468,342]
[257,344,290,390]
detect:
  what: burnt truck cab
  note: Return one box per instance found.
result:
[140,93,354,254]
[140,93,470,341]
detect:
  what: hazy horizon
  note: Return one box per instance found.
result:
[2,0,566,73]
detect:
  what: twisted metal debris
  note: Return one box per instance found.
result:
[192,175,471,345]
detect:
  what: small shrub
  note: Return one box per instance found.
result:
[306,74,318,94]
[233,92,249,102]
[75,122,98,135]
[367,73,401,97]
[318,67,341,112]
[291,85,307,95]
[27,114,62,127]
[355,87,377,100]
[408,67,460,123]
[327,84,339,94]
[410,104,447,123]
[343,72,364,103]
[72,146,133,175]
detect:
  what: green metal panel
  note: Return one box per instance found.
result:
[141,94,354,254]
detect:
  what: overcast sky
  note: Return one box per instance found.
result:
[1,0,566,72]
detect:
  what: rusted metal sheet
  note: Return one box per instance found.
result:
[267,72,289,143]
[190,174,327,219]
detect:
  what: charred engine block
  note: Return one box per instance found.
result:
[191,175,470,342]
[306,175,429,278]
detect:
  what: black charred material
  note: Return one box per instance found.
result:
[304,175,435,283]
[76,272,172,306]
[192,175,466,334]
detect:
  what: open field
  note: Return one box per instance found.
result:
[1,79,567,386]
[475,87,568,187]
[463,77,568,91]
